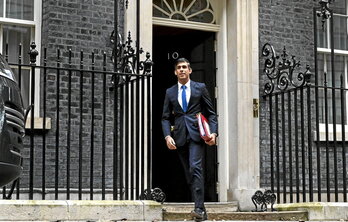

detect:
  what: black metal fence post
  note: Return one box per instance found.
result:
[79,50,84,200]
[287,91,293,203]
[340,75,347,202]
[55,48,60,200]
[313,6,322,202]
[90,52,95,200]
[67,49,72,200]
[42,48,47,200]
[102,52,107,200]
[29,42,38,200]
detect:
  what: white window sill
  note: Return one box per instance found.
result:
[314,124,348,142]
[25,117,51,130]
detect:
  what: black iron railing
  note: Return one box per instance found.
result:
[261,43,348,203]
[261,1,348,204]
[0,0,156,201]
[1,42,152,200]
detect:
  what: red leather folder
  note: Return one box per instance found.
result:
[197,113,212,142]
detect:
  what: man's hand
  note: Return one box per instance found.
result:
[165,136,177,150]
[205,133,217,146]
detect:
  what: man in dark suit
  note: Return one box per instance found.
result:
[162,58,218,221]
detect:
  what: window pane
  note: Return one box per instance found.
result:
[11,69,30,108]
[317,0,348,50]
[2,25,31,63]
[2,25,31,107]
[317,14,348,50]
[318,54,346,124]
[333,15,348,50]
[153,0,171,18]
[331,0,347,14]
[316,18,328,48]
[0,0,3,17]
[6,0,34,20]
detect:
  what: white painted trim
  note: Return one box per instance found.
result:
[0,18,36,27]
[140,0,153,196]
[316,124,348,141]
[226,0,260,210]
[318,47,348,55]
[33,0,42,117]
[215,0,229,202]
[153,17,220,32]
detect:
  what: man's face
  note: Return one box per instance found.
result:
[174,61,192,83]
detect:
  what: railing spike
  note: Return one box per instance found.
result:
[29,42,38,65]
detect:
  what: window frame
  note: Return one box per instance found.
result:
[0,0,41,117]
[317,0,348,141]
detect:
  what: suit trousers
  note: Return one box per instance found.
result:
[177,139,205,210]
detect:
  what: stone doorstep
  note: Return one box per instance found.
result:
[162,210,308,221]
[275,202,348,221]
[162,201,239,213]
[162,202,307,221]
[0,200,162,221]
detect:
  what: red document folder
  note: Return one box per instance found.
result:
[197,113,212,142]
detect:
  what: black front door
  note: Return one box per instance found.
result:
[152,26,218,202]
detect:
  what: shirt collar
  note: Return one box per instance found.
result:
[178,80,191,89]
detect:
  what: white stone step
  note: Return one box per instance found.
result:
[163,201,239,213]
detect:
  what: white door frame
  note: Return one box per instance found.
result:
[125,0,260,208]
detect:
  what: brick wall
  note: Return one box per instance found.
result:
[259,0,316,189]
[42,0,119,60]
[19,0,125,198]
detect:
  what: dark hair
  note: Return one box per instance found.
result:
[174,58,191,69]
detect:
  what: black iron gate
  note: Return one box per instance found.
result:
[261,0,348,203]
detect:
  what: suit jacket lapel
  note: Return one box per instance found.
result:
[170,85,182,111]
[187,81,196,111]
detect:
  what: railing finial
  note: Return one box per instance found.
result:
[29,41,38,65]
[141,52,154,75]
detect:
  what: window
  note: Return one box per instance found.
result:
[317,0,348,128]
[0,0,41,110]
[153,0,216,24]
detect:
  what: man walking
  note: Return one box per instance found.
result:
[161,58,218,221]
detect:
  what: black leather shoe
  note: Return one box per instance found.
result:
[191,208,208,221]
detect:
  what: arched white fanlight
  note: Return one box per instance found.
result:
[153,0,216,24]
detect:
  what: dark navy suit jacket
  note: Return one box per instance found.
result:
[162,80,218,147]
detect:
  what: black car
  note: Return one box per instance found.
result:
[0,54,25,187]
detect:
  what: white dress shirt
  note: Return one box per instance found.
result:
[178,80,191,110]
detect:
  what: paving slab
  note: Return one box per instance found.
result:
[0,200,162,221]
[276,202,348,221]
